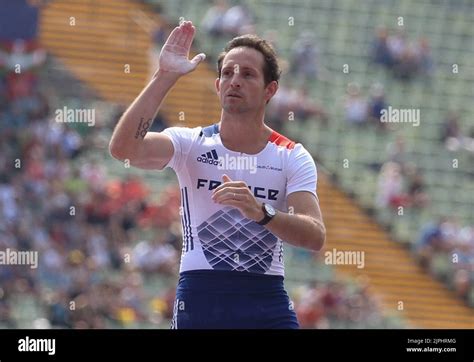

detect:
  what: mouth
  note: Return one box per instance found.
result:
[226,93,243,98]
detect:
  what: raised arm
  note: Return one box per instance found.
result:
[109,21,205,170]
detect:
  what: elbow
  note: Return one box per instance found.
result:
[109,140,129,161]
[309,222,326,252]
[109,142,122,160]
[317,226,326,251]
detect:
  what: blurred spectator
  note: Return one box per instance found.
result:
[413,218,445,268]
[201,0,229,37]
[386,135,409,170]
[132,236,178,275]
[375,162,407,209]
[452,227,474,300]
[416,37,434,79]
[370,28,435,82]
[221,3,255,36]
[294,278,393,329]
[80,158,106,192]
[367,83,389,130]
[441,112,474,154]
[414,219,474,306]
[290,32,319,82]
[0,39,46,100]
[267,83,327,131]
[387,29,407,67]
[404,164,430,208]
[371,27,393,68]
[344,83,367,126]
[0,76,183,327]
[0,39,45,72]
[202,1,255,38]
[393,45,419,81]
[148,22,173,79]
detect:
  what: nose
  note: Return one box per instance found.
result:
[230,73,241,88]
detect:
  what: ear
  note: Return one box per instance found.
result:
[215,78,220,94]
[264,81,278,103]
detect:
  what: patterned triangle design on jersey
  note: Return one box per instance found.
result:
[197,208,278,273]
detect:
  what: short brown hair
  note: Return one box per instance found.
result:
[217,34,281,86]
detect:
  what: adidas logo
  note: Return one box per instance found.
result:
[196,149,221,166]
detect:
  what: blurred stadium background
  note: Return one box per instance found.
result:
[0,0,473,329]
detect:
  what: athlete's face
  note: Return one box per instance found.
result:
[216,47,278,114]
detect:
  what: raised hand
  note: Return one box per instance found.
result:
[158,21,206,75]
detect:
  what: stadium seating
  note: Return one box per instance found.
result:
[39,0,221,125]
[36,0,474,328]
[146,0,474,326]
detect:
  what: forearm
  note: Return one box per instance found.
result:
[211,179,326,251]
[265,211,326,251]
[109,70,179,159]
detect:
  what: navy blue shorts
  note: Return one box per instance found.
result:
[171,270,299,329]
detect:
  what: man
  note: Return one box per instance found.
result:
[109,21,326,328]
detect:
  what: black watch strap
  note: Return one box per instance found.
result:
[257,203,275,226]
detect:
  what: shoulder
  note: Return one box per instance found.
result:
[267,130,311,158]
[163,123,222,139]
[162,125,210,142]
[162,125,202,135]
[268,130,296,150]
[199,123,220,137]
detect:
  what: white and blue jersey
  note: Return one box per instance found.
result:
[162,123,318,277]
[163,123,317,328]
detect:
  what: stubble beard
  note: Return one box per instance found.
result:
[222,98,249,114]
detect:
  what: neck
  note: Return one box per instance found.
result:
[219,110,273,154]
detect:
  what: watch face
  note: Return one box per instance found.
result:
[264,203,276,216]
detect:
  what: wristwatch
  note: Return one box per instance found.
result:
[257,203,277,225]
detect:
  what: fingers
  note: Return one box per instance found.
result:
[212,187,246,203]
[213,178,247,193]
[190,53,206,66]
[165,26,180,46]
[222,174,232,183]
[166,21,194,48]
[183,23,196,50]
[176,23,188,47]
[217,199,242,209]
[178,21,194,48]
[212,182,247,194]
[213,194,239,204]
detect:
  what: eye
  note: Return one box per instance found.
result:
[222,70,232,77]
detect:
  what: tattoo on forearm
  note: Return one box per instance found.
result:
[135,118,151,139]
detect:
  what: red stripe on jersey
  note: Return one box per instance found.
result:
[268,131,295,149]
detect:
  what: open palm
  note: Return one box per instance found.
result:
[159,21,206,75]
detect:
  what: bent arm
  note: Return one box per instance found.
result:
[108,21,205,170]
[263,191,326,251]
[213,178,326,251]
[108,70,179,169]
[213,176,326,251]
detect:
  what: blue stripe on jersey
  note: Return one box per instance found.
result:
[199,123,219,137]
[183,187,194,250]
[180,188,189,252]
[181,189,188,252]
